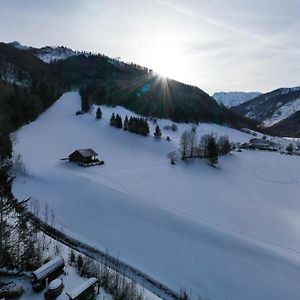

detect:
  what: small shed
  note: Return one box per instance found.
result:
[66,277,98,300]
[31,256,65,290]
[69,149,98,164]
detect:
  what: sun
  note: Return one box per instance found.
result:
[141,36,186,79]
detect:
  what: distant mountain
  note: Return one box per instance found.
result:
[234,87,300,124]
[213,91,261,107]
[1,41,258,130]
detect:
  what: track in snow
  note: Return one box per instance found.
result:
[17,202,181,300]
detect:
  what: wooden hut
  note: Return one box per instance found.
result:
[69,149,99,164]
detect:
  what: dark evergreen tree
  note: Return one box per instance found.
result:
[154,125,162,139]
[77,255,83,271]
[96,107,102,119]
[80,91,91,113]
[115,114,123,128]
[0,130,12,161]
[123,116,129,131]
[206,135,219,165]
[110,113,116,126]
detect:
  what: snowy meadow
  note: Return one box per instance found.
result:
[13,92,300,300]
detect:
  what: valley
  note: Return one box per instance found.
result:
[12,91,300,300]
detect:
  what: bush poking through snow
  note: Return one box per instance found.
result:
[164,123,178,131]
[167,151,179,164]
[217,135,231,156]
[286,143,294,155]
[179,288,190,300]
[70,253,144,300]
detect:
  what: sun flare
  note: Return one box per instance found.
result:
[142,36,186,79]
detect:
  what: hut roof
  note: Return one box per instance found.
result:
[73,148,98,157]
[32,256,64,281]
[66,277,97,299]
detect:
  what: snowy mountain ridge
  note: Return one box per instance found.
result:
[263,98,300,126]
[234,86,300,133]
[212,91,261,107]
[9,41,87,63]
[33,46,82,63]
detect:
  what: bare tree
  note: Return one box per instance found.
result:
[167,151,180,164]
[13,153,27,178]
[44,203,49,224]
[31,198,40,217]
[218,135,231,156]
[188,127,198,158]
[51,208,56,228]
[180,131,190,160]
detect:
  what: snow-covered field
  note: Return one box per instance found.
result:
[13,92,300,299]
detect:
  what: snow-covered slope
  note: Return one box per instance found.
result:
[9,41,83,63]
[13,92,300,300]
[263,98,300,126]
[8,41,28,50]
[32,46,81,63]
[212,91,261,107]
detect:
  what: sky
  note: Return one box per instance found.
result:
[1,0,300,94]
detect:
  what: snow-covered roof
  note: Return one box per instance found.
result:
[66,277,97,299]
[32,256,64,281]
[48,278,63,290]
[73,148,98,157]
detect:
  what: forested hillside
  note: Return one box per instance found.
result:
[233,86,300,136]
[0,43,65,134]
[2,41,258,130]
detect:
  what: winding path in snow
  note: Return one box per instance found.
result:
[21,207,181,300]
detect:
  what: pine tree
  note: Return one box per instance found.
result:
[154,125,162,139]
[81,95,91,113]
[96,107,102,119]
[110,113,116,126]
[77,255,83,271]
[206,135,219,165]
[123,116,129,130]
[115,114,123,128]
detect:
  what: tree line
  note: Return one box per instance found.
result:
[180,127,231,165]
[110,113,150,136]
